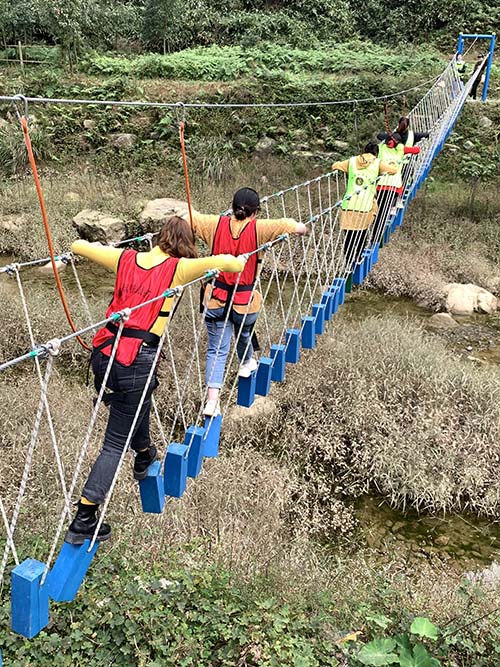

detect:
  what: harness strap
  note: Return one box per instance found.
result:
[214,279,254,293]
[94,322,161,353]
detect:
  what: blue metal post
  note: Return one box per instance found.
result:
[457,33,464,55]
[482,34,496,102]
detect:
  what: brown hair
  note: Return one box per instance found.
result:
[157,216,198,259]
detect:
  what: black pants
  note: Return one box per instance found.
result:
[82,346,158,504]
[343,229,368,273]
[372,189,398,242]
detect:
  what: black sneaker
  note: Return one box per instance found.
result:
[133,446,158,481]
[65,502,112,545]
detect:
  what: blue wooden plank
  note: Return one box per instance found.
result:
[383,223,391,244]
[285,329,301,363]
[312,303,326,335]
[361,249,371,280]
[371,242,380,266]
[353,259,364,285]
[202,415,222,458]
[185,426,205,478]
[11,559,50,638]
[301,316,316,349]
[47,540,99,602]
[332,278,346,305]
[270,344,286,382]
[321,291,333,321]
[139,460,165,514]
[255,357,273,396]
[237,372,257,408]
[164,443,188,498]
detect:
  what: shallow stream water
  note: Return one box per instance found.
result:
[343,288,500,571]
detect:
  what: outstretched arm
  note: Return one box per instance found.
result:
[256,218,306,245]
[331,159,349,173]
[71,240,124,273]
[175,254,245,285]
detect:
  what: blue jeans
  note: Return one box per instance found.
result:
[205,307,258,389]
[82,346,158,504]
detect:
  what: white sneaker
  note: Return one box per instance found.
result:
[203,399,221,417]
[238,357,258,378]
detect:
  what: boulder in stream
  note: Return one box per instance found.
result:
[73,209,126,244]
[443,283,497,316]
[139,198,188,233]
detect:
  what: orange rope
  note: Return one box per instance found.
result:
[20,116,90,351]
[178,120,195,227]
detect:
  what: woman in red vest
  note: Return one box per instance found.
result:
[189,188,307,416]
[65,216,245,545]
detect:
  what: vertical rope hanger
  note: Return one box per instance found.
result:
[176,103,195,227]
[14,97,90,351]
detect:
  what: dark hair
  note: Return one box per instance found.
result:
[387,132,402,145]
[398,116,410,132]
[232,187,260,221]
[157,216,198,258]
[364,141,379,157]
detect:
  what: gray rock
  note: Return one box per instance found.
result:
[0,118,9,130]
[255,136,277,155]
[139,198,188,233]
[463,140,474,150]
[83,119,96,130]
[478,115,493,128]
[444,283,498,315]
[332,139,349,150]
[428,312,460,329]
[110,133,137,149]
[73,209,126,244]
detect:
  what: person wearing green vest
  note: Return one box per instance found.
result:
[377,117,429,147]
[371,133,420,242]
[454,53,467,82]
[332,141,397,274]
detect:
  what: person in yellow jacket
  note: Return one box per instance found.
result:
[65,215,245,545]
[332,142,397,274]
[187,188,307,416]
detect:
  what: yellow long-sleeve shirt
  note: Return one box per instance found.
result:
[188,210,299,313]
[71,240,244,336]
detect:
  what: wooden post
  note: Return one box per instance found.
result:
[17,41,24,72]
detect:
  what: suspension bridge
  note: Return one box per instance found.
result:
[0,35,495,643]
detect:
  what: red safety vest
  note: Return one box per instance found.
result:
[211,215,258,306]
[92,249,179,366]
